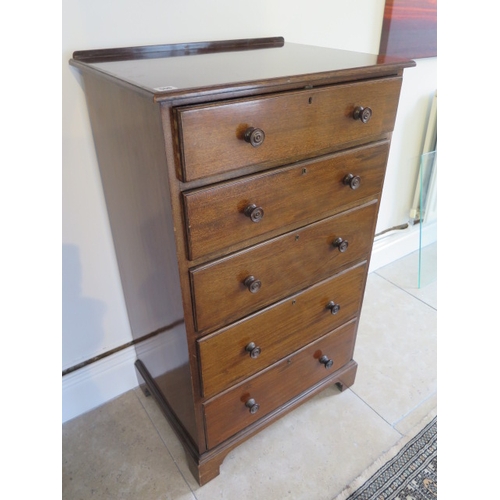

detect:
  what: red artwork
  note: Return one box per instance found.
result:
[379,0,437,59]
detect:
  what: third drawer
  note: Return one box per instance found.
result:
[190,200,378,332]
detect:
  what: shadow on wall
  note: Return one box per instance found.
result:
[62,244,106,372]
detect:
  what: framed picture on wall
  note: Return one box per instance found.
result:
[379,0,437,59]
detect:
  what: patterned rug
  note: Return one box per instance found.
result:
[334,414,437,499]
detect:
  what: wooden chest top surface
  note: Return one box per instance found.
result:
[70,37,415,100]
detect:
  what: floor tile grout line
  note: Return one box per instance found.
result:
[347,388,404,440]
[374,271,437,311]
[132,389,199,499]
[391,392,437,428]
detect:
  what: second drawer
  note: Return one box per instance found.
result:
[198,261,367,398]
[183,141,389,260]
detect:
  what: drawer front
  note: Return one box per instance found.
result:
[198,262,367,398]
[184,141,389,260]
[190,201,378,332]
[203,319,357,449]
[176,77,402,181]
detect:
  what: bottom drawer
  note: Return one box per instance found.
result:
[203,319,357,449]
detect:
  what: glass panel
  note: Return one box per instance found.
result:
[418,150,437,288]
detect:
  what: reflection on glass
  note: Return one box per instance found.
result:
[418,150,437,288]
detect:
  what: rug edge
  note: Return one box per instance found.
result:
[332,409,437,500]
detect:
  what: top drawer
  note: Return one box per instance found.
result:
[176,77,402,182]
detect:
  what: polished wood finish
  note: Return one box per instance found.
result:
[70,39,414,103]
[72,37,285,63]
[176,77,402,181]
[203,319,357,448]
[70,37,412,485]
[183,141,390,260]
[190,201,378,332]
[78,71,199,441]
[198,262,367,398]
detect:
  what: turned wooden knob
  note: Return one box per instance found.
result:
[333,237,349,253]
[244,127,265,147]
[245,398,260,414]
[244,276,261,293]
[244,204,264,222]
[353,106,372,123]
[245,342,261,358]
[319,355,334,369]
[327,301,341,315]
[343,173,361,190]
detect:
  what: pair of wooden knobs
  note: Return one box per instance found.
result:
[244,353,334,414]
[243,105,372,149]
[243,173,361,227]
[243,234,348,294]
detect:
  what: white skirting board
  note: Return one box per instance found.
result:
[62,222,437,424]
[62,322,189,424]
[369,220,437,273]
[62,345,139,423]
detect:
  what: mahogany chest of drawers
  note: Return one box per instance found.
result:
[70,37,414,485]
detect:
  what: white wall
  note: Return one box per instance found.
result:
[62,0,436,422]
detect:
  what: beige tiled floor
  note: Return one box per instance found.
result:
[62,245,437,500]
